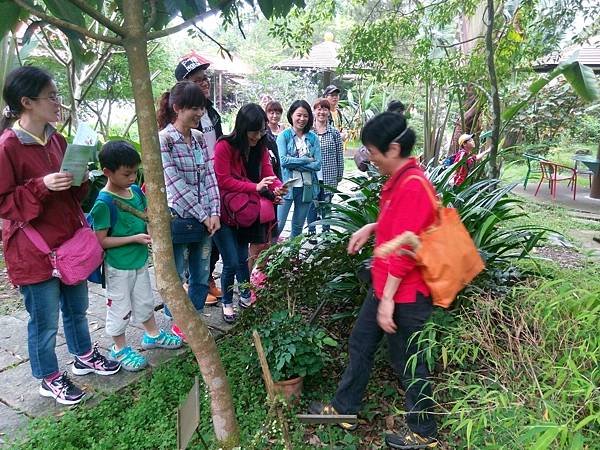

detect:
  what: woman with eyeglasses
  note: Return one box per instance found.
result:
[212,103,285,322]
[0,66,120,406]
[276,100,321,238]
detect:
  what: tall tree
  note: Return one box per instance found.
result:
[0,1,300,447]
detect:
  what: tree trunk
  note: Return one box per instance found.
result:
[485,0,501,178]
[120,1,240,447]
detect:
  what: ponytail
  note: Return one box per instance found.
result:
[156,91,174,130]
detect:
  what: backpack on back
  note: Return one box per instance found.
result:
[86,185,144,285]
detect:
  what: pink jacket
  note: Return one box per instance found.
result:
[0,128,88,285]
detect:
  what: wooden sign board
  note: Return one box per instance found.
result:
[177,376,200,450]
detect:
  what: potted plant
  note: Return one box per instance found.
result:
[257,310,338,401]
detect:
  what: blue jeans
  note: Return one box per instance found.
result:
[332,291,437,437]
[213,224,250,306]
[164,229,212,317]
[277,187,312,238]
[21,278,92,379]
[307,188,332,233]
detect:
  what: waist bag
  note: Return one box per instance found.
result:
[21,210,104,286]
[373,175,485,308]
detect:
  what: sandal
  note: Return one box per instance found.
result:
[222,306,236,324]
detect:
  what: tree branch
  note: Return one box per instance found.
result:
[144,0,158,32]
[38,26,68,66]
[438,35,484,48]
[11,0,122,45]
[64,0,124,36]
[147,9,220,40]
[191,23,232,61]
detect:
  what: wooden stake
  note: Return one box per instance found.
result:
[252,330,292,450]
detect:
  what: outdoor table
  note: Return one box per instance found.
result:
[573,154,600,199]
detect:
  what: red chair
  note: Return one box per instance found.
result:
[534,161,578,200]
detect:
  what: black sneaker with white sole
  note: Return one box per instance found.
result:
[39,372,86,405]
[72,343,121,376]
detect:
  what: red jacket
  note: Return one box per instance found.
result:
[0,128,89,286]
[213,139,282,224]
[372,158,437,303]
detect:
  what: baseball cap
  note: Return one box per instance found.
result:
[175,52,211,81]
[458,133,474,147]
[323,85,340,96]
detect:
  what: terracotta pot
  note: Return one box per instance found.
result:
[273,376,304,403]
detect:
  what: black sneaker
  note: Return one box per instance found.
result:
[385,431,438,449]
[39,372,86,405]
[72,343,121,376]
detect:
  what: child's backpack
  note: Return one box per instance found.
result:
[86,185,144,285]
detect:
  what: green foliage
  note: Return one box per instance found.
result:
[420,264,600,448]
[255,310,337,382]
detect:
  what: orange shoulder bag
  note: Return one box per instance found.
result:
[374,175,485,308]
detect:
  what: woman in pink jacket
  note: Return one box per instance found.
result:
[212,104,284,323]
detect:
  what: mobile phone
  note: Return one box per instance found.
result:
[282,177,300,188]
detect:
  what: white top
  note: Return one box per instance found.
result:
[200,113,217,158]
[291,134,310,188]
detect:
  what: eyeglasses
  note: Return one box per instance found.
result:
[30,94,62,104]
[191,76,210,85]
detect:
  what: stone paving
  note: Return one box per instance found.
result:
[0,267,237,448]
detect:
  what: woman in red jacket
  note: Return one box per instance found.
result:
[0,67,119,406]
[212,103,284,323]
[314,112,439,449]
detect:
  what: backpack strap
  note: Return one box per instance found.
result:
[95,191,119,231]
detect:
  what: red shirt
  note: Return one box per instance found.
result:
[453,149,476,186]
[0,128,88,286]
[371,158,437,303]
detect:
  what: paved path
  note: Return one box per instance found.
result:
[0,267,238,447]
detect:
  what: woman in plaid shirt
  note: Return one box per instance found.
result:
[157,81,221,340]
[307,98,344,235]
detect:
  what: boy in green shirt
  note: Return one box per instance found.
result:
[90,141,182,371]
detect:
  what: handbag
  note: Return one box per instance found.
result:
[373,175,485,308]
[221,191,261,227]
[20,211,104,286]
[170,211,206,244]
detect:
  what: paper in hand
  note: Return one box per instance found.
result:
[60,123,98,186]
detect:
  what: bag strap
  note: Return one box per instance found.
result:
[399,174,440,211]
[95,191,119,230]
[20,224,51,255]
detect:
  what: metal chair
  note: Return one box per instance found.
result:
[534,161,578,200]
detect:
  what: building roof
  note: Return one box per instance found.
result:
[533,37,600,73]
[272,40,341,72]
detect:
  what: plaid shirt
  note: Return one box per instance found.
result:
[315,124,344,189]
[159,123,220,222]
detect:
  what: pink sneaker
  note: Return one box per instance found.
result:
[171,324,187,343]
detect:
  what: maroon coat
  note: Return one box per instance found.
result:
[0,128,88,285]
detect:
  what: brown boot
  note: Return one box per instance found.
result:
[205,293,219,306]
[208,277,223,298]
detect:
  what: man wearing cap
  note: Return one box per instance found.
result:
[323,85,348,141]
[175,52,223,303]
[453,133,490,186]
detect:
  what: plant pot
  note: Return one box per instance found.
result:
[273,376,304,403]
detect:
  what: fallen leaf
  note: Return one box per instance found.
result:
[385,415,395,431]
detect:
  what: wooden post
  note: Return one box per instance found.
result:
[252,330,292,450]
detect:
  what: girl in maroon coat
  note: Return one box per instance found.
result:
[0,67,119,406]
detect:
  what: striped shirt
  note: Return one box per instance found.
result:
[159,123,220,222]
[315,124,344,189]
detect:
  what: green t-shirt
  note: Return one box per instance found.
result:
[90,187,148,270]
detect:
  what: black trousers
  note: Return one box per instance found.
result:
[331,290,437,437]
